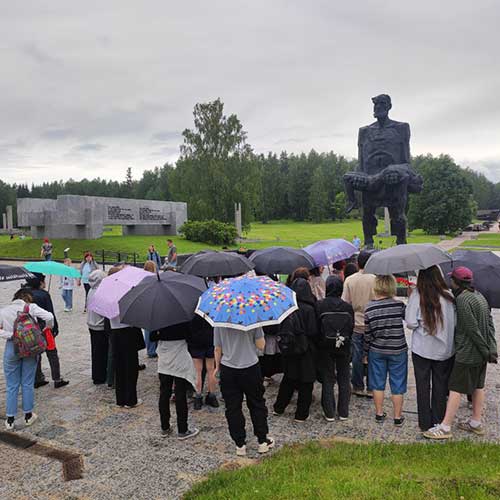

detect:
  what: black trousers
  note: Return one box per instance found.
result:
[112,329,139,407]
[412,352,454,431]
[35,348,61,383]
[159,374,188,433]
[274,376,314,421]
[320,352,351,419]
[83,283,91,307]
[220,363,269,447]
[89,329,109,384]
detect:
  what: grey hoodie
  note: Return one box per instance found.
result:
[86,270,107,331]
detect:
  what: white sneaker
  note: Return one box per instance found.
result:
[236,444,247,456]
[125,398,143,409]
[5,419,14,431]
[25,413,38,427]
[64,308,70,312]
[338,416,349,422]
[324,414,335,422]
[257,437,275,454]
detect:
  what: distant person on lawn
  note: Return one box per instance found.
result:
[40,238,53,261]
[424,267,497,440]
[352,235,361,251]
[342,250,375,397]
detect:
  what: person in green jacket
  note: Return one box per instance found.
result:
[424,267,497,440]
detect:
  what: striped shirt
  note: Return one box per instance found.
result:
[364,298,407,355]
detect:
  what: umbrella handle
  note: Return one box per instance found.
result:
[48,275,52,292]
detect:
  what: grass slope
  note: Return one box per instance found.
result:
[185,440,500,500]
[0,220,444,261]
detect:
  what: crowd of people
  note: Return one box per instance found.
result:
[0,245,498,454]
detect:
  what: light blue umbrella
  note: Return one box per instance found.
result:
[24,261,81,278]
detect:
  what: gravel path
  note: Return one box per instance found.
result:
[0,271,499,500]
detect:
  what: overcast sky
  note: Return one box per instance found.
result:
[2,1,500,185]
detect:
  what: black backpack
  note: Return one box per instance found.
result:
[319,311,353,349]
[277,311,308,357]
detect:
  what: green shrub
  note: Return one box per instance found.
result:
[179,220,238,246]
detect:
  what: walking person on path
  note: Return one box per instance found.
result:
[364,275,408,426]
[424,267,498,440]
[342,250,375,397]
[146,245,162,270]
[25,273,69,389]
[150,322,199,440]
[0,288,53,430]
[273,277,319,422]
[214,325,274,456]
[165,239,177,269]
[80,252,98,312]
[59,258,76,312]
[317,276,354,421]
[40,238,53,261]
[405,265,456,431]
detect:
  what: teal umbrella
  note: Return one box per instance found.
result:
[24,261,81,278]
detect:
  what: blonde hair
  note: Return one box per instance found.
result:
[143,260,157,273]
[64,258,72,265]
[374,275,397,298]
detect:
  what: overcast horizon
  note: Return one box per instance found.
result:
[2,1,500,186]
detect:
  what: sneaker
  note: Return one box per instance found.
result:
[63,308,70,312]
[205,393,219,408]
[272,410,284,416]
[178,428,200,441]
[394,416,405,427]
[25,412,38,427]
[161,427,172,438]
[5,419,14,431]
[34,380,49,389]
[236,444,247,456]
[148,354,158,359]
[193,396,203,410]
[324,414,335,422]
[258,437,275,454]
[294,418,307,423]
[457,420,485,436]
[365,391,374,399]
[352,388,366,397]
[375,412,387,423]
[138,364,146,371]
[423,424,452,440]
[54,379,69,389]
[125,398,143,409]
[338,416,349,421]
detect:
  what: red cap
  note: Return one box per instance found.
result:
[43,238,49,243]
[451,266,473,282]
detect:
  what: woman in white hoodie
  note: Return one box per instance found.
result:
[405,265,456,432]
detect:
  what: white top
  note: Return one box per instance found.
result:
[405,289,456,361]
[60,276,76,290]
[0,299,54,340]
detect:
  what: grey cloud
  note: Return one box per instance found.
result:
[41,128,74,140]
[73,143,106,152]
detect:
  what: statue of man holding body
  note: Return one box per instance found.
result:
[344,94,423,248]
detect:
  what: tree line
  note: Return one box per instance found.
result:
[2,98,499,234]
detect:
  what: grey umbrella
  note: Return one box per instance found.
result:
[364,244,452,275]
[249,246,316,275]
[181,250,254,278]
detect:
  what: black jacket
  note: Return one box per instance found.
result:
[188,315,214,349]
[317,279,354,356]
[282,278,319,383]
[30,288,59,336]
[150,321,191,342]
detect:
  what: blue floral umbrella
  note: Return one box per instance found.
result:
[195,275,298,331]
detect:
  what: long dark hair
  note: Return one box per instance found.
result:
[416,266,454,336]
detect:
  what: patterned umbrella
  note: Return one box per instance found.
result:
[303,239,357,266]
[195,275,298,331]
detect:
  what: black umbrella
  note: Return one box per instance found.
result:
[249,246,315,275]
[181,250,254,278]
[0,264,34,282]
[118,271,207,331]
[440,250,500,308]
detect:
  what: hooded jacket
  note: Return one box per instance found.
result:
[87,270,107,331]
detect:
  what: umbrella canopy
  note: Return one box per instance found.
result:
[0,264,34,282]
[181,251,254,278]
[249,247,315,275]
[195,275,298,331]
[119,271,207,330]
[440,250,500,308]
[364,244,452,275]
[303,239,357,266]
[87,266,150,319]
[24,261,81,278]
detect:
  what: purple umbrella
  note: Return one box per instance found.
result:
[304,239,357,266]
[87,266,151,319]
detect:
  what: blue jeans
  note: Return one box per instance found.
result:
[351,332,366,391]
[143,330,157,357]
[368,351,408,395]
[3,340,37,417]
[62,289,73,309]
[44,254,52,261]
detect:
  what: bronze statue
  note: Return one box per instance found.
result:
[344,94,423,247]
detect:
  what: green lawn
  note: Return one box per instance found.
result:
[460,233,500,249]
[185,440,500,500]
[0,220,444,261]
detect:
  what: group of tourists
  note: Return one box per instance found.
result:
[0,245,497,454]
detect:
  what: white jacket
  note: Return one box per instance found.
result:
[0,299,54,340]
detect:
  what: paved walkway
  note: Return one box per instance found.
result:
[0,265,499,499]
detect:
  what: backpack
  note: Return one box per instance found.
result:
[319,311,353,349]
[12,304,47,358]
[277,311,308,356]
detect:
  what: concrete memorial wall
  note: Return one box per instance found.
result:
[17,195,187,239]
